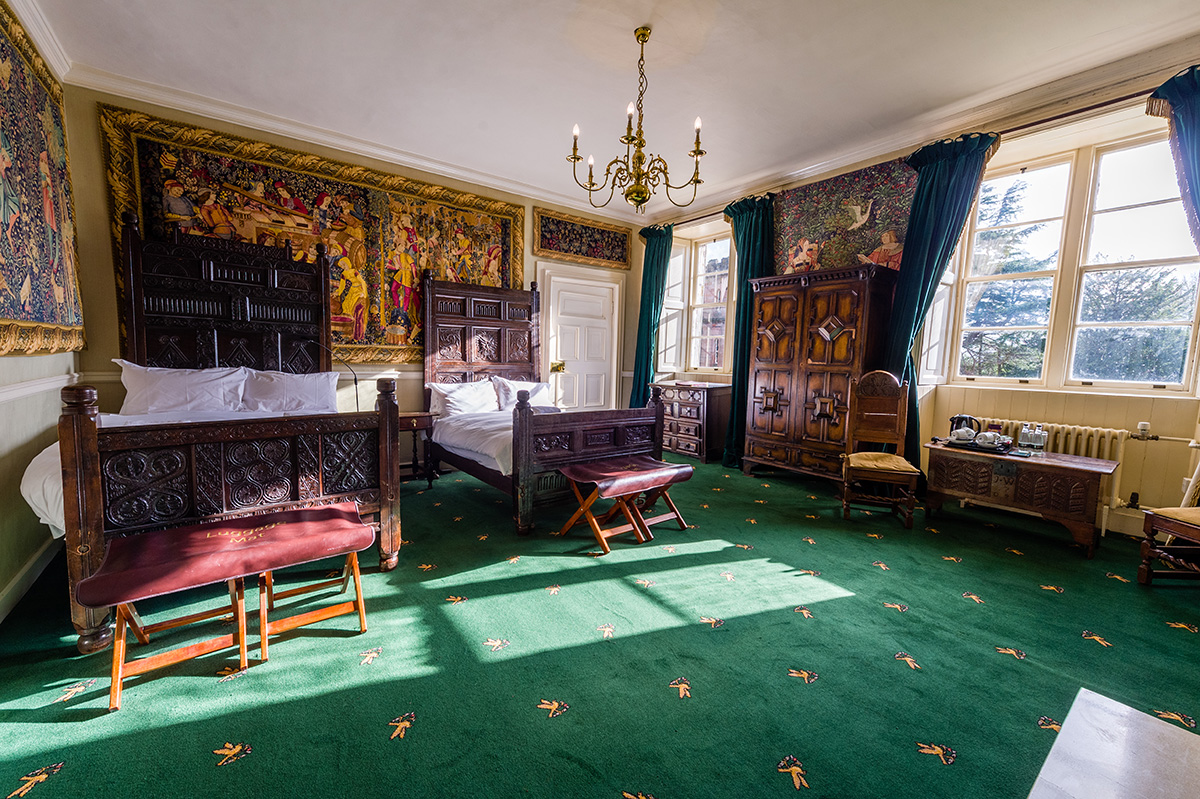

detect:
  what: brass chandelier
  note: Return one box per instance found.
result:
[567,26,705,213]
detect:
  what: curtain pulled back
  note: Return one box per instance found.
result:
[882,132,1000,466]
[629,224,673,408]
[1148,64,1200,252]
[722,195,775,468]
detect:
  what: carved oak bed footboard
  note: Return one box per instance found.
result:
[59,379,402,654]
[422,273,665,533]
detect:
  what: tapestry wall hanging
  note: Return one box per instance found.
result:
[532,207,631,270]
[774,158,918,275]
[0,0,83,356]
[99,105,525,364]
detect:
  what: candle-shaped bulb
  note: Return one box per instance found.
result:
[572,124,579,139]
[587,155,594,168]
[695,116,702,131]
[627,102,635,119]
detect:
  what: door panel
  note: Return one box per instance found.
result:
[546,275,619,410]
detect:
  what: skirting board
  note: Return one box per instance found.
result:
[0,535,61,626]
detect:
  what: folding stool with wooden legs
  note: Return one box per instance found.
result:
[557,455,695,554]
[76,502,374,710]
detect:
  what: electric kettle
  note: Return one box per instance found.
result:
[949,415,981,436]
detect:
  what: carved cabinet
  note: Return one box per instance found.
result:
[652,381,732,464]
[742,265,895,480]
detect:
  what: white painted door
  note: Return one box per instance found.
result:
[542,269,620,410]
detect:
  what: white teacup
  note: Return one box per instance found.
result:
[951,427,976,441]
[975,431,999,446]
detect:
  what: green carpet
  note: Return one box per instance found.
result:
[3,461,1199,798]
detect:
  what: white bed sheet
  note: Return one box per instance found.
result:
[20,409,313,539]
[431,410,515,476]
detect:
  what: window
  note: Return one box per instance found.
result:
[936,109,1200,392]
[657,228,737,373]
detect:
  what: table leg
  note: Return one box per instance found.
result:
[1057,519,1099,559]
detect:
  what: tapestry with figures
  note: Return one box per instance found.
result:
[0,0,83,356]
[100,105,524,364]
[773,159,917,275]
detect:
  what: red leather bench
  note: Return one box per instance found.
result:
[76,502,374,711]
[557,455,694,553]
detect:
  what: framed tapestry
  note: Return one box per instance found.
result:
[0,0,83,356]
[774,158,918,275]
[99,105,525,364]
[532,207,631,270]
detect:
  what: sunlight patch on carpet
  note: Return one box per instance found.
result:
[438,558,854,661]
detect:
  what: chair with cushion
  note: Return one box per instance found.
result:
[841,370,920,528]
[1138,506,1200,584]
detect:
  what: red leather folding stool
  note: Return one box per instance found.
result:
[557,455,694,553]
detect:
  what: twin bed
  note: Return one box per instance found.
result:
[23,214,663,652]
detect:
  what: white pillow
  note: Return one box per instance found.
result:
[492,376,555,410]
[242,368,339,413]
[114,359,246,415]
[426,380,499,416]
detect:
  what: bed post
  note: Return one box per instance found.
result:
[650,384,665,460]
[59,386,113,654]
[120,211,145,363]
[513,389,534,535]
[375,378,401,571]
[316,242,333,372]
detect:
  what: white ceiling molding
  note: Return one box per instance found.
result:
[62,62,644,225]
[6,0,70,80]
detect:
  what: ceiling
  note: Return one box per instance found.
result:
[19,0,1200,225]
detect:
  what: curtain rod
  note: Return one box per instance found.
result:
[997,88,1151,137]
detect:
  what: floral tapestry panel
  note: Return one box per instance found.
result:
[0,0,83,356]
[774,159,918,275]
[101,105,523,364]
[533,207,631,269]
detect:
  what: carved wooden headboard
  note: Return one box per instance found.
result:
[422,271,540,396]
[119,211,332,373]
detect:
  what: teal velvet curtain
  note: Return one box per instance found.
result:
[1148,64,1200,251]
[722,195,775,468]
[882,132,1000,466]
[629,224,674,408]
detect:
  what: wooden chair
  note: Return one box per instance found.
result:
[841,370,920,528]
[1138,508,1200,584]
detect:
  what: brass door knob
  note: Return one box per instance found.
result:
[550,361,566,373]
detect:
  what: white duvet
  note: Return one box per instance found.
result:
[431,411,516,475]
[20,409,310,539]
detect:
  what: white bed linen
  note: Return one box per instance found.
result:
[20,409,310,539]
[431,410,515,476]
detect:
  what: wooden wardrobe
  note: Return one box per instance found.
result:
[742,264,896,480]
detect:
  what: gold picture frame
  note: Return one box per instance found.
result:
[532,207,632,270]
[99,104,525,364]
[0,0,84,356]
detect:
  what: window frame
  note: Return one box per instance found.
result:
[655,229,738,375]
[938,127,1200,394]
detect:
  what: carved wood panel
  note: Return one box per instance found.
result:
[1015,472,1089,515]
[754,294,798,363]
[473,329,501,362]
[929,454,993,496]
[101,448,192,532]
[321,430,379,495]
[806,287,861,368]
[438,326,466,361]
[225,438,294,509]
[801,371,850,446]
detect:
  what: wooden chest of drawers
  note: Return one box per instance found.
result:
[651,381,732,464]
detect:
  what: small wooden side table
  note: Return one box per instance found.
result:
[397,411,436,487]
[924,441,1118,558]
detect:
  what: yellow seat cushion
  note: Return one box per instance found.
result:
[1150,506,1200,526]
[846,452,919,473]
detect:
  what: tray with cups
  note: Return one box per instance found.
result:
[944,429,1013,452]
